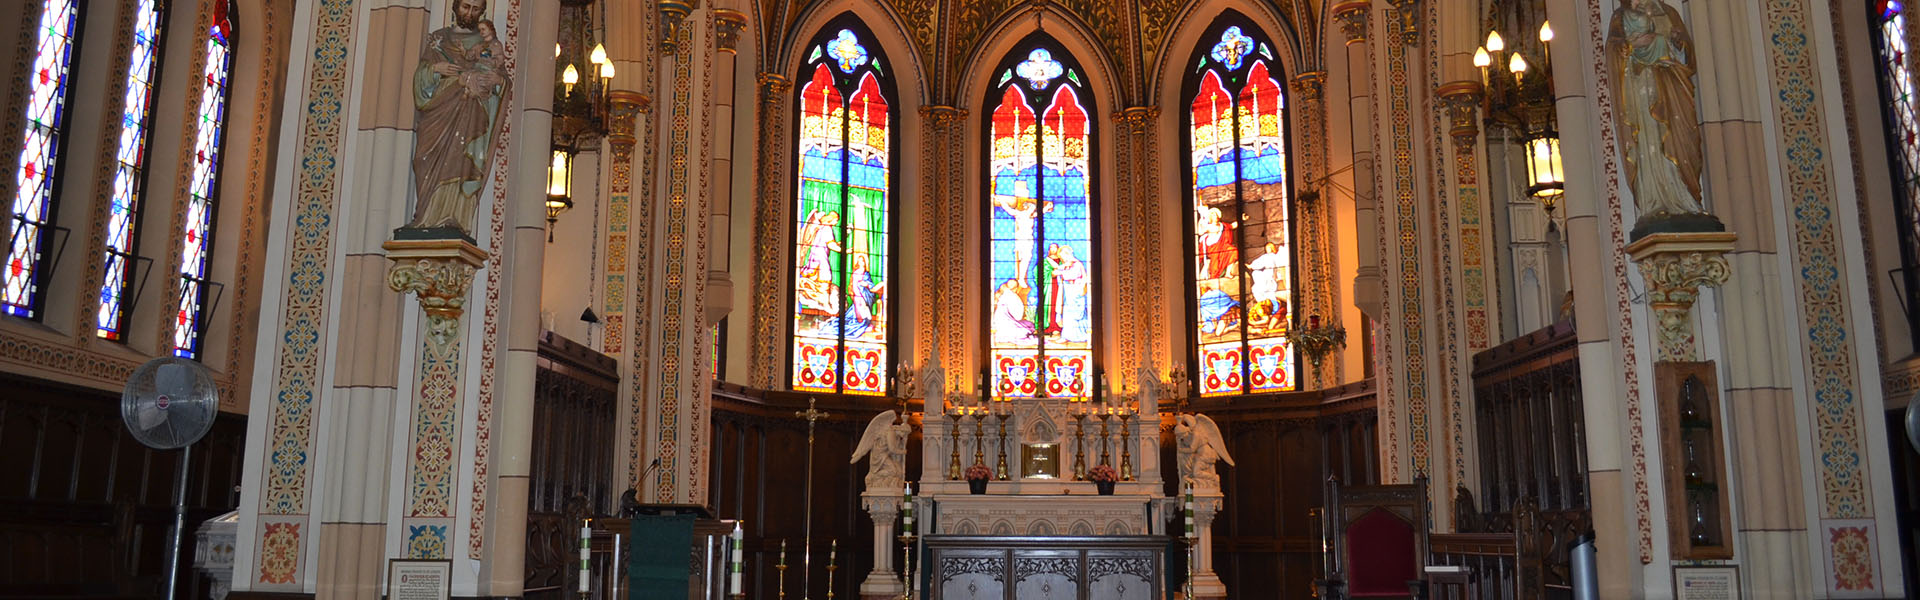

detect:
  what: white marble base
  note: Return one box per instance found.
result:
[926,492,1175,537]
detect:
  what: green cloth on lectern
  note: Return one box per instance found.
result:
[629,514,695,600]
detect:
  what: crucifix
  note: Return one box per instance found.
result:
[796,397,829,598]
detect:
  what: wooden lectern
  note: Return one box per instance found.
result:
[586,505,740,600]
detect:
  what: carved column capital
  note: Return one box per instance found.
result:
[920,105,969,130]
[658,0,694,54]
[758,72,791,100]
[383,239,488,349]
[1627,232,1736,362]
[1386,0,1421,45]
[712,8,747,54]
[607,91,649,145]
[1291,72,1327,101]
[1113,107,1158,134]
[1435,81,1483,150]
[1332,1,1369,43]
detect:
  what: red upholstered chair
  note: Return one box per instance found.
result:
[1319,475,1430,600]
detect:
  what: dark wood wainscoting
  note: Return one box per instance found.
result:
[706,384,921,600]
[525,332,621,599]
[1164,379,1381,599]
[0,373,246,599]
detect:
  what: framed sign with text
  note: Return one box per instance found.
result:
[388,559,452,600]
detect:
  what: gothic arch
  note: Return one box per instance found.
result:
[1150,1,1299,104]
[782,1,931,104]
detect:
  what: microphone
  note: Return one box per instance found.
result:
[640,458,661,487]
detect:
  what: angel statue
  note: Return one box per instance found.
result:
[851,411,912,493]
[1175,413,1235,491]
[1607,0,1716,234]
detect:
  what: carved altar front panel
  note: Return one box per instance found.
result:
[929,494,1172,537]
[926,536,1165,600]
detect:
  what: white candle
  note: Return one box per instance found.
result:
[580,520,592,592]
[830,539,837,564]
[1184,487,1196,539]
[730,522,744,593]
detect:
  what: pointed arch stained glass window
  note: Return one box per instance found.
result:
[6,0,83,319]
[1187,19,1295,396]
[175,0,235,359]
[98,0,170,340]
[791,21,895,396]
[1873,0,1920,344]
[986,36,1095,399]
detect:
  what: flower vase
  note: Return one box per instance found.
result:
[1095,481,1115,496]
[968,479,988,495]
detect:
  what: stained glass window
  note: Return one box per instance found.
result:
[986,37,1096,399]
[1873,0,1920,344]
[175,0,235,359]
[1186,20,1295,396]
[791,20,894,396]
[6,0,83,319]
[98,0,169,340]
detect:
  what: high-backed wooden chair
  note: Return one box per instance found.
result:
[1320,475,1430,600]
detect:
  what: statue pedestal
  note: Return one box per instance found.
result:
[859,494,906,600]
[1188,494,1227,600]
[1625,231,1734,362]
[383,237,488,346]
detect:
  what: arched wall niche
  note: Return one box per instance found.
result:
[955,11,1121,384]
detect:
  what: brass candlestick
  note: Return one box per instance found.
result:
[777,539,789,600]
[946,408,963,480]
[1071,409,1089,480]
[1097,410,1112,466]
[826,540,838,600]
[896,532,918,600]
[994,409,1011,481]
[1117,407,1134,481]
[972,411,986,468]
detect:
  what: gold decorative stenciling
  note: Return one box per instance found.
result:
[1435,80,1483,148]
[714,9,748,54]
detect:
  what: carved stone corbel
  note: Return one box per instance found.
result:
[384,239,488,349]
[1436,81,1483,150]
[1626,232,1735,362]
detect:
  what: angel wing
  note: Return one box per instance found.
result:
[850,411,898,463]
[1195,413,1234,466]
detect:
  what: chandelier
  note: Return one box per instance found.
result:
[1473,1,1564,216]
[546,0,612,239]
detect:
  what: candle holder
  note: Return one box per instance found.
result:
[896,531,918,600]
[971,410,986,469]
[946,407,963,480]
[1096,410,1112,466]
[777,539,789,600]
[994,407,1011,481]
[826,541,838,600]
[1071,406,1089,481]
[1117,405,1135,482]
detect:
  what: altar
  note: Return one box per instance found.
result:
[850,361,1236,600]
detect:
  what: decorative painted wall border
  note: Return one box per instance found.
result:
[747,74,787,389]
[256,0,355,583]
[1386,5,1427,479]
[1584,0,1654,565]
[1762,0,1878,590]
[467,0,521,557]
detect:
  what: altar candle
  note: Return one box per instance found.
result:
[903,483,915,535]
[830,539,838,564]
[1184,487,1196,539]
[580,520,592,592]
[730,522,744,593]
[779,539,787,566]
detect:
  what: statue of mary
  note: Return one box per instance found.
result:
[1607,0,1720,237]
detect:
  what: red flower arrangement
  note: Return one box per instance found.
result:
[1088,464,1120,483]
[965,463,993,481]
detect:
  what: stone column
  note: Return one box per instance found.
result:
[1291,73,1342,390]
[308,2,425,595]
[1689,0,1814,593]
[1436,80,1484,523]
[746,73,792,388]
[1111,107,1157,375]
[1188,494,1227,599]
[919,106,968,375]
[1334,0,1383,357]
[859,495,905,600]
[600,0,658,493]
[705,9,746,326]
